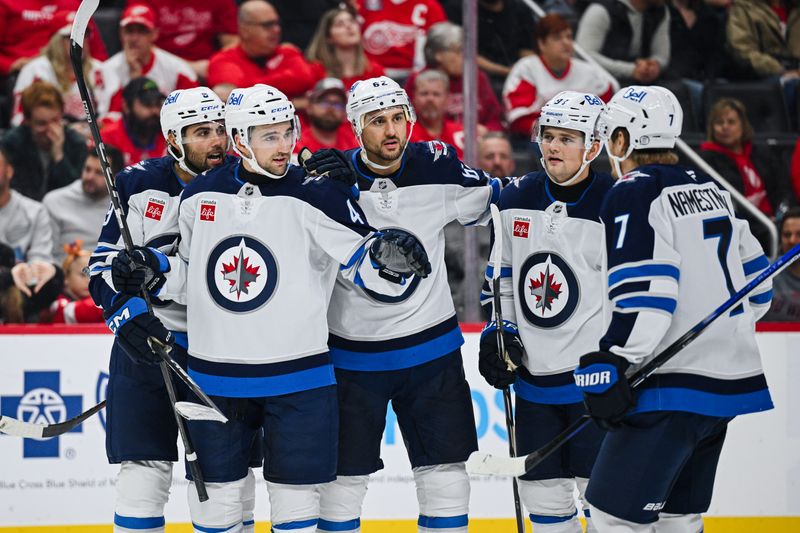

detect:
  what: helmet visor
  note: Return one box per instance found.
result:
[182,120,228,148]
[247,121,299,150]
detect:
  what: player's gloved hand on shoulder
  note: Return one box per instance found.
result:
[104,294,173,365]
[369,229,432,283]
[478,320,524,389]
[111,246,170,295]
[574,351,635,430]
[301,147,357,186]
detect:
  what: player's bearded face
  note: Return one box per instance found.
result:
[181,121,229,173]
[247,122,296,175]
[539,127,587,183]
[360,107,410,164]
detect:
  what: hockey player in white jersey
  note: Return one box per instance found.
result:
[110,84,431,533]
[573,86,774,532]
[303,77,505,533]
[479,91,613,533]
[89,87,261,532]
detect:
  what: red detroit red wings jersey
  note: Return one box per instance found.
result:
[357,0,446,70]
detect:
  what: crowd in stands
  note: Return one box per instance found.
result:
[1,0,800,325]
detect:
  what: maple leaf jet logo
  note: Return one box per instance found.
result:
[221,245,261,300]
[529,262,562,315]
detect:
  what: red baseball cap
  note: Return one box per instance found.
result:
[119,4,156,30]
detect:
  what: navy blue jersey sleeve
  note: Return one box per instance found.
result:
[599,174,680,364]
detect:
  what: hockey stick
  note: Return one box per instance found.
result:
[468,241,800,478]
[488,204,525,533]
[0,400,106,439]
[71,0,216,502]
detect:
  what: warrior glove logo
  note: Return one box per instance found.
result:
[207,236,278,313]
[518,252,579,328]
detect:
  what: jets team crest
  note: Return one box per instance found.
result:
[207,236,278,312]
[518,252,580,328]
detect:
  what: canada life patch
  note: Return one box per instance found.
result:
[200,201,216,222]
[144,198,165,221]
[513,216,531,238]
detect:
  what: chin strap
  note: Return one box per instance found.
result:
[233,133,294,180]
[605,139,635,179]
[541,144,599,186]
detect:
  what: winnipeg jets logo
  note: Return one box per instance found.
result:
[529,262,562,314]
[207,236,278,313]
[221,246,261,299]
[519,252,579,328]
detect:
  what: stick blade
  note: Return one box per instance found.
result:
[174,401,228,423]
[70,0,99,44]
[0,415,45,439]
[466,451,527,477]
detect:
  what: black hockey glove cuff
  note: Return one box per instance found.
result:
[574,351,634,430]
[478,321,524,389]
[369,229,432,282]
[104,294,173,365]
[111,247,170,295]
[301,148,357,186]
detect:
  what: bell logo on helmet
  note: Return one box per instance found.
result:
[623,88,647,103]
[165,93,180,105]
[228,93,244,106]
[584,94,602,106]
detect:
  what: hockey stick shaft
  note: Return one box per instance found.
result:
[489,204,525,533]
[0,400,106,439]
[70,0,209,502]
[496,241,800,477]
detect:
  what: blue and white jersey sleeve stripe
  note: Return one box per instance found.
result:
[599,181,680,364]
[738,216,772,320]
[481,210,517,324]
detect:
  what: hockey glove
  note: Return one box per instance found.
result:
[369,229,432,283]
[111,247,170,295]
[301,148,357,186]
[478,321,524,389]
[574,351,635,430]
[104,294,173,365]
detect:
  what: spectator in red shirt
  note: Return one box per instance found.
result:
[100,77,167,166]
[95,3,197,118]
[357,0,446,78]
[137,0,240,79]
[207,0,322,103]
[405,22,505,131]
[306,6,385,91]
[790,137,800,202]
[408,69,472,157]
[0,1,107,76]
[700,98,795,248]
[295,78,357,155]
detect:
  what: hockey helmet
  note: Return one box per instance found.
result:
[160,87,227,176]
[346,76,416,138]
[533,91,606,150]
[224,84,300,179]
[597,85,683,154]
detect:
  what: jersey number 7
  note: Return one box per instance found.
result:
[703,216,743,316]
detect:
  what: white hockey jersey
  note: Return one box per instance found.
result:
[600,164,773,417]
[326,141,503,371]
[158,160,405,397]
[484,171,615,404]
[88,155,193,339]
